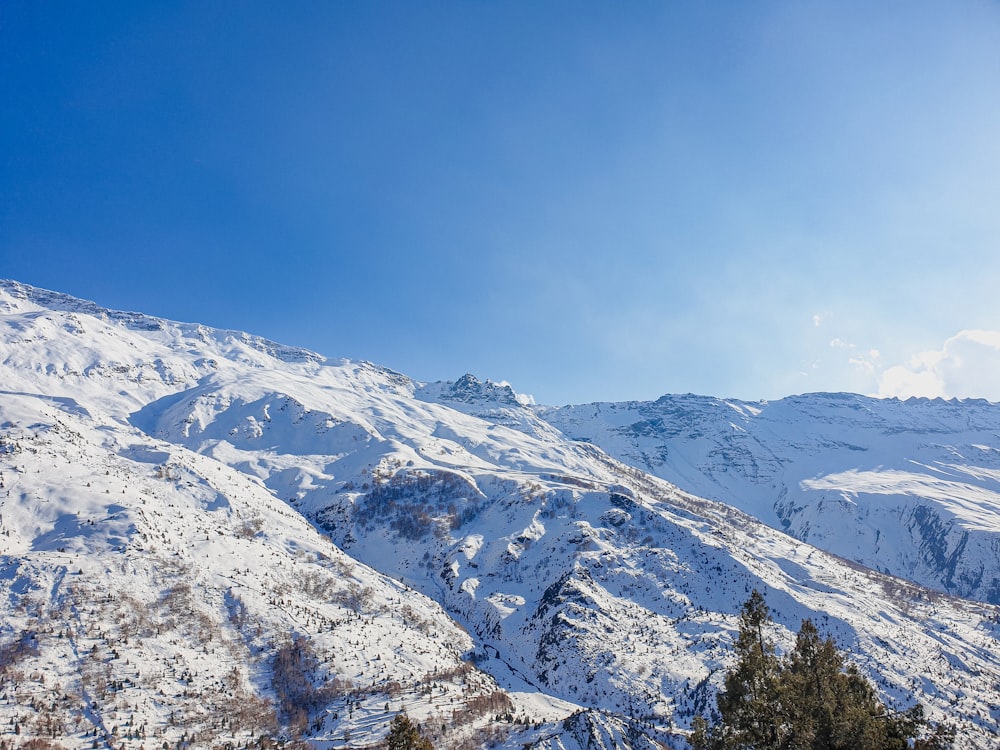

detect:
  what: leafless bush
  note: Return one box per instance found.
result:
[270,635,343,731]
[336,582,375,613]
[297,569,339,601]
[450,690,514,727]
[0,632,38,678]
[236,516,264,539]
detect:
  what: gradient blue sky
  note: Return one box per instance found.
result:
[3,2,1000,405]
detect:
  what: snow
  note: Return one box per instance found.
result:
[801,469,1000,532]
[543,391,1000,604]
[0,279,998,749]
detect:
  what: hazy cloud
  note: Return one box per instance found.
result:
[849,348,880,377]
[828,338,881,377]
[877,330,1000,401]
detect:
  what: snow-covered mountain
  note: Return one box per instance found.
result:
[1,280,998,749]
[539,394,1000,605]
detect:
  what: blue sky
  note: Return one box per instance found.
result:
[3,2,1000,405]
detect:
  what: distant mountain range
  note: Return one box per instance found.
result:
[0,279,997,749]
[540,391,1000,605]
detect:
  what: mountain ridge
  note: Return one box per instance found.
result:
[0,279,998,749]
[539,390,1000,605]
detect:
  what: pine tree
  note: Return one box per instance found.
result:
[385,712,433,750]
[713,590,782,749]
[691,591,954,750]
[781,618,900,749]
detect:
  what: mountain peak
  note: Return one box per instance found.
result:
[445,373,530,407]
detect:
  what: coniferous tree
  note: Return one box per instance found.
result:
[782,618,900,749]
[385,712,433,750]
[691,591,954,750]
[713,590,782,749]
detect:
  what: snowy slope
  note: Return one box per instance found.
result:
[539,394,1000,605]
[0,282,560,749]
[1,280,999,749]
[0,390,524,749]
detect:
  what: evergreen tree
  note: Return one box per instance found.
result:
[781,618,904,749]
[691,592,954,750]
[713,590,782,749]
[385,712,433,750]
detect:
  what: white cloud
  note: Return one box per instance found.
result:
[849,348,880,376]
[877,330,1000,401]
[496,380,536,406]
[827,338,881,377]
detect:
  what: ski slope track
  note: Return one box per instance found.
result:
[0,279,998,749]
